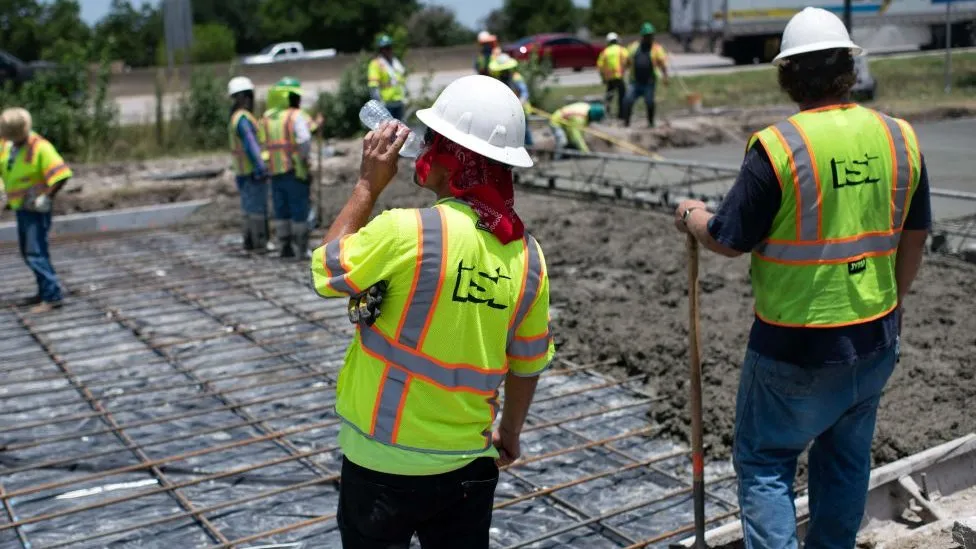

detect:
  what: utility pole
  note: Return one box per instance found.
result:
[843,0,853,32]
[944,0,953,93]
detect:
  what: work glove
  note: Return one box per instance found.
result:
[347,281,387,327]
[31,194,52,213]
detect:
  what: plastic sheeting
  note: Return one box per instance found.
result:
[0,230,738,549]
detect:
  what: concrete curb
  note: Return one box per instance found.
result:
[0,200,212,242]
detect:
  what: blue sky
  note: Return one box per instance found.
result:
[78,0,591,29]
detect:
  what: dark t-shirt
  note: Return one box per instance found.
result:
[707,143,932,366]
[632,45,653,85]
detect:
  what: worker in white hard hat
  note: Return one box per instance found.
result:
[310,75,552,547]
[475,30,500,76]
[596,32,629,120]
[227,76,270,253]
[0,107,72,313]
[673,7,932,548]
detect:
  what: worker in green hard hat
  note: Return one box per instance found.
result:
[368,34,407,121]
[549,102,605,155]
[260,76,322,260]
[624,21,670,128]
[488,53,533,147]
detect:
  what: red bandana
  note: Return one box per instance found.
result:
[414,134,525,245]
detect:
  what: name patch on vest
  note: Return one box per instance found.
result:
[452,261,511,310]
[848,257,867,275]
[831,154,882,188]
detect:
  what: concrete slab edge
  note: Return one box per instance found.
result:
[0,199,212,242]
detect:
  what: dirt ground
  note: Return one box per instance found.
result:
[14,113,976,473]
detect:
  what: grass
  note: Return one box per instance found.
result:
[543,51,976,116]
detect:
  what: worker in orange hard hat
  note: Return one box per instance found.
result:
[475,30,501,76]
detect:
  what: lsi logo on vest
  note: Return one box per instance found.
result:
[452,261,511,310]
[830,154,881,188]
[848,257,868,275]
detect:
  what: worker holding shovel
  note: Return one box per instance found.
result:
[674,7,931,548]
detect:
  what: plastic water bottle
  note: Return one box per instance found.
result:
[358,100,422,158]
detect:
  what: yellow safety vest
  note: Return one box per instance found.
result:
[551,102,590,128]
[597,44,629,80]
[0,133,73,210]
[749,104,922,327]
[229,109,265,176]
[311,199,554,455]
[367,56,406,104]
[261,108,307,180]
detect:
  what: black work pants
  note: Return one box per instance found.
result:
[605,78,626,120]
[337,456,499,549]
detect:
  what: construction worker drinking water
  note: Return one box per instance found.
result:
[311,75,553,548]
[674,8,931,548]
[489,53,533,146]
[228,76,269,252]
[550,102,605,154]
[0,108,72,313]
[262,77,320,259]
[368,35,407,122]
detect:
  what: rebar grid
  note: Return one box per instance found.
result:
[0,230,740,548]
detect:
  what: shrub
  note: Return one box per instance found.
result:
[191,23,237,64]
[0,46,119,161]
[174,69,229,150]
[315,55,372,139]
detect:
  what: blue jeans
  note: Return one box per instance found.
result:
[624,81,657,127]
[16,210,63,303]
[734,345,898,549]
[237,175,268,215]
[271,172,310,223]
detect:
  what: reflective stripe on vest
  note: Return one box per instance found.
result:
[753,112,913,264]
[329,205,545,452]
[229,110,261,175]
[262,109,299,176]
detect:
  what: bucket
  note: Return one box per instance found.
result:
[686,92,703,113]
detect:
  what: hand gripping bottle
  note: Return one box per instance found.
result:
[358,100,422,158]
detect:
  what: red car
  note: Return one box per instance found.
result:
[502,33,601,71]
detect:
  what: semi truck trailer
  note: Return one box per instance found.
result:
[671,0,976,64]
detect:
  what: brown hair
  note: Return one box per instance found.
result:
[777,48,856,105]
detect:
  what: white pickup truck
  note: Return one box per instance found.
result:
[240,42,338,65]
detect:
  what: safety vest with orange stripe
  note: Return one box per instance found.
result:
[310,199,554,457]
[0,133,73,211]
[597,43,629,81]
[748,104,921,328]
[229,109,265,176]
[261,107,307,180]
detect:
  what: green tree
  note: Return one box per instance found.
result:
[0,0,46,62]
[37,0,92,62]
[190,23,237,63]
[93,0,163,68]
[189,0,264,54]
[258,0,420,53]
[501,0,577,39]
[588,0,669,37]
[406,6,476,48]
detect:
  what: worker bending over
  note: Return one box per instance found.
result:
[475,31,500,76]
[550,102,605,154]
[262,78,317,259]
[489,53,533,146]
[311,75,553,548]
[0,108,72,313]
[624,22,669,128]
[228,76,269,252]
[368,35,407,121]
[597,32,629,120]
[674,8,930,547]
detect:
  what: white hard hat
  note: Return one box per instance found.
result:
[606,32,619,42]
[774,7,863,64]
[477,30,497,44]
[417,75,532,168]
[227,76,255,96]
